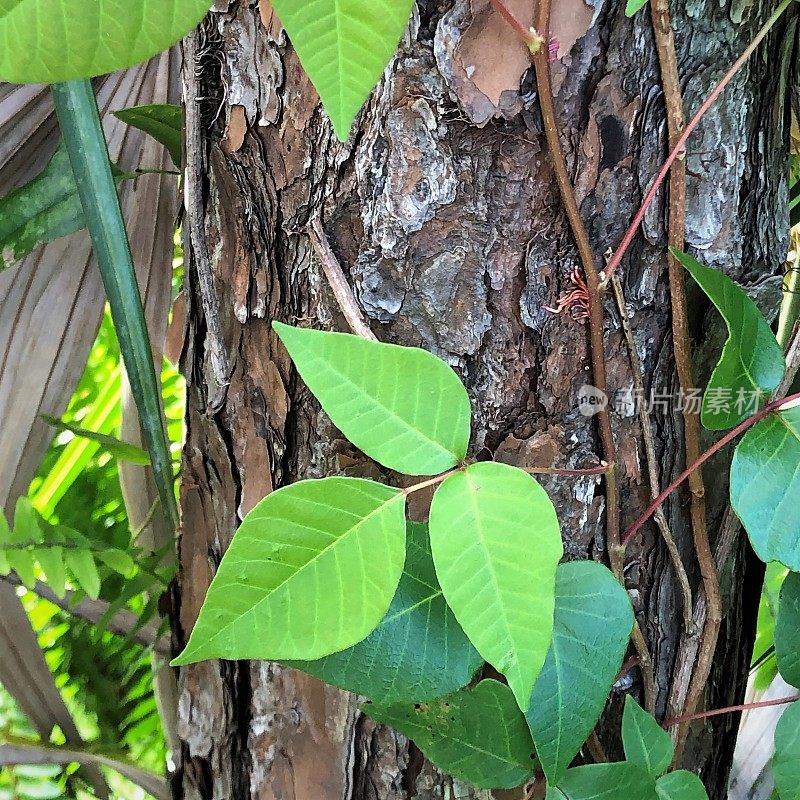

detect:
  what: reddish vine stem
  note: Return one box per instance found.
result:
[490,0,657,712]
[663,693,800,728]
[649,0,720,762]
[601,0,794,286]
[622,392,800,546]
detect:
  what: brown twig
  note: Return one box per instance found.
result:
[663,693,800,728]
[648,0,720,760]
[610,273,694,636]
[622,391,800,546]
[601,0,794,286]
[308,217,377,341]
[530,0,656,713]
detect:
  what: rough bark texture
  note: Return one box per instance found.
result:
[172,1,796,798]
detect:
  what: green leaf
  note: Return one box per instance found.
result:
[429,461,562,710]
[554,763,659,800]
[622,696,673,778]
[65,548,101,600]
[776,571,800,685]
[34,545,67,599]
[526,560,634,783]
[363,680,536,789]
[271,0,415,140]
[0,512,10,575]
[273,322,471,476]
[173,477,407,665]
[42,415,151,465]
[1,144,83,267]
[671,248,785,430]
[9,498,41,588]
[113,104,183,168]
[774,701,800,800]
[655,771,709,800]
[730,404,800,569]
[287,521,482,703]
[98,549,137,577]
[625,0,649,15]
[0,0,214,83]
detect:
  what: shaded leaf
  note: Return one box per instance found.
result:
[64,548,101,600]
[1,145,90,267]
[773,701,800,800]
[271,0,415,140]
[526,560,634,783]
[554,763,658,800]
[274,322,471,476]
[776,571,800,686]
[0,513,9,575]
[671,248,785,429]
[730,404,800,569]
[288,521,482,703]
[113,104,182,168]
[98,549,136,577]
[173,477,407,664]
[0,0,213,83]
[622,696,673,778]
[364,680,536,789]
[429,461,562,709]
[655,770,709,800]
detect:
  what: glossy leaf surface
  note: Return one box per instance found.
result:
[526,560,634,783]
[288,521,482,703]
[173,477,407,664]
[274,322,471,476]
[429,461,562,709]
[730,404,800,569]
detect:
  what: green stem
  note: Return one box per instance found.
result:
[50,80,178,532]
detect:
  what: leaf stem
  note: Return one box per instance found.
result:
[51,80,179,532]
[663,693,800,728]
[601,0,794,286]
[622,392,800,546]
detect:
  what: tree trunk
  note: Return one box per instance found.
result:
[171,1,795,798]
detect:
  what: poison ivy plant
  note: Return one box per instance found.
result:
[270,0,416,140]
[655,770,709,800]
[775,570,800,684]
[287,521,483,704]
[273,321,471,476]
[173,477,407,664]
[551,763,659,800]
[0,0,214,83]
[113,104,183,168]
[773,701,800,800]
[428,461,562,710]
[621,697,674,778]
[671,248,786,429]
[526,560,634,783]
[730,403,800,569]
[364,680,537,789]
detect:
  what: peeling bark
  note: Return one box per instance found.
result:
[172,1,796,798]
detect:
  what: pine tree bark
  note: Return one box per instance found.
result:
[171,1,796,798]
